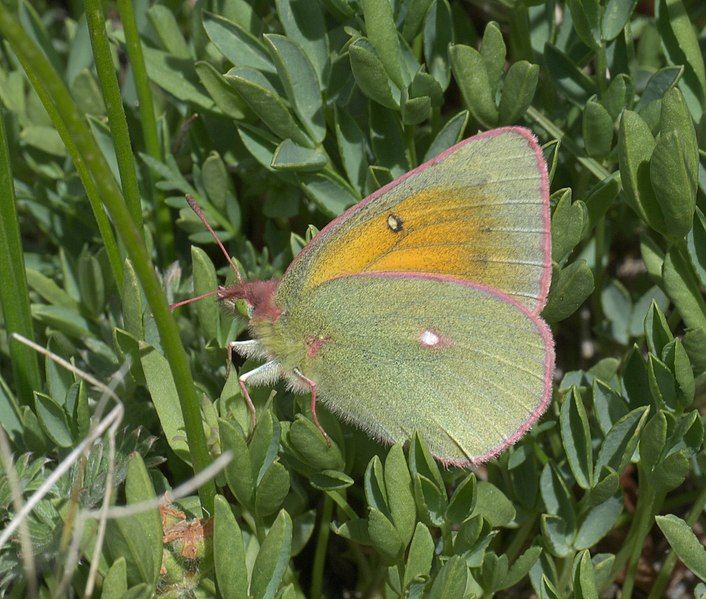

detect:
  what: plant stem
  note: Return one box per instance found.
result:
[405,124,417,166]
[504,513,538,562]
[648,482,706,599]
[116,0,175,262]
[616,477,661,599]
[310,494,333,599]
[0,111,42,406]
[595,43,609,94]
[592,217,606,322]
[84,0,143,231]
[526,106,614,182]
[0,9,216,513]
[4,47,124,289]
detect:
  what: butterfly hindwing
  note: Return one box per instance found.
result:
[280,273,554,464]
[278,127,550,314]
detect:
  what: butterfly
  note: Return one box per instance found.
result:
[178,126,554,467]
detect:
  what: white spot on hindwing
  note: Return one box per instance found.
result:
[420,329,440,347]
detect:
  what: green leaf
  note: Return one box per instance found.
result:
[594,407,649,477]
[101,558,128,599]
[574,494,623,549]
[583,99,614,158]
[202,12,275,74]
[368,507,403,561]
[640,411,667,470]
[147,5,191,59]
[348,38,399,109]
[139,343,190,461]
[619,110,664,234]
[446,472,477,525]
[498,61,539,125]
[195,61,249,121]
[424,0,453,90]
[298,171,359,217]
[264,34,326,144]
[644,301,674,357]
[655,0,706,120]
[140,46,215,111]
[124,454,162,585]
[287,415,345,471]
[402,0,434,41]
[271,139,327,171]
[362,0,405,87]
[541,514,574,557]
[475,481,515,527]
[601,73,634,120]
[274,0,329,81]
[656,515,706,582]
[384,444,416,547]
[34,392,73,448]
[20,125,65,157]
[310,469,354,490]
[551,189,586,264]
[584,174,620,232]
[480,22,506,96]
[653,450,690,491]
[663,339,695,407]
[404,523,434,588]
[543,260,595,322]
[227,67,312,147]
[424,110,468,161]
[544,43,596,104]
[214,495,248,599]
[687,208,706,286]
[219,418,254,507]
[650,130,697,240]
[663,245,706,331]
[190,246,219,340]
[498,546,542,590]
[250,510,292,599]
[427,556,468,599]
[255,461,290,517]
[602,0,639,41]
[573,549,599,599]
[449,44,498,128]
[636,66,683,111]
[683,327,706,375]
[370,103,408,176]
[567,0,600,48]
[401,93,431,125]
[334,107,369,192]
[560,387,593,489]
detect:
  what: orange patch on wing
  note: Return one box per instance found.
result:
[306,187,506,286]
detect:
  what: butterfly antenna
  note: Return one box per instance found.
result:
[169,288,220,311]
[185,194,243,284]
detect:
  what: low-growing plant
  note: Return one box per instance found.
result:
[0,0,705,597]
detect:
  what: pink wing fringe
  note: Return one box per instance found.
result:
[288,126,554,466]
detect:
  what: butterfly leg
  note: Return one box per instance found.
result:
[293,368,330,446]
[239,360,280,432]
[226,340,264,380]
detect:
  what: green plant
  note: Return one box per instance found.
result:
[0,0,705,597]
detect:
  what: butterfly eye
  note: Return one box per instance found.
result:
[386,213,404,233]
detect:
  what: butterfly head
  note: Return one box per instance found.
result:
[217,279,281,322]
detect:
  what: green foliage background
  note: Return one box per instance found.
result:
[0,0,706,597]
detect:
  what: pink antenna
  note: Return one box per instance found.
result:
[169,288,220,311]
[185,195,243,285]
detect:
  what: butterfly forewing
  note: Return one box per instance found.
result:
[277,128,550,314]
